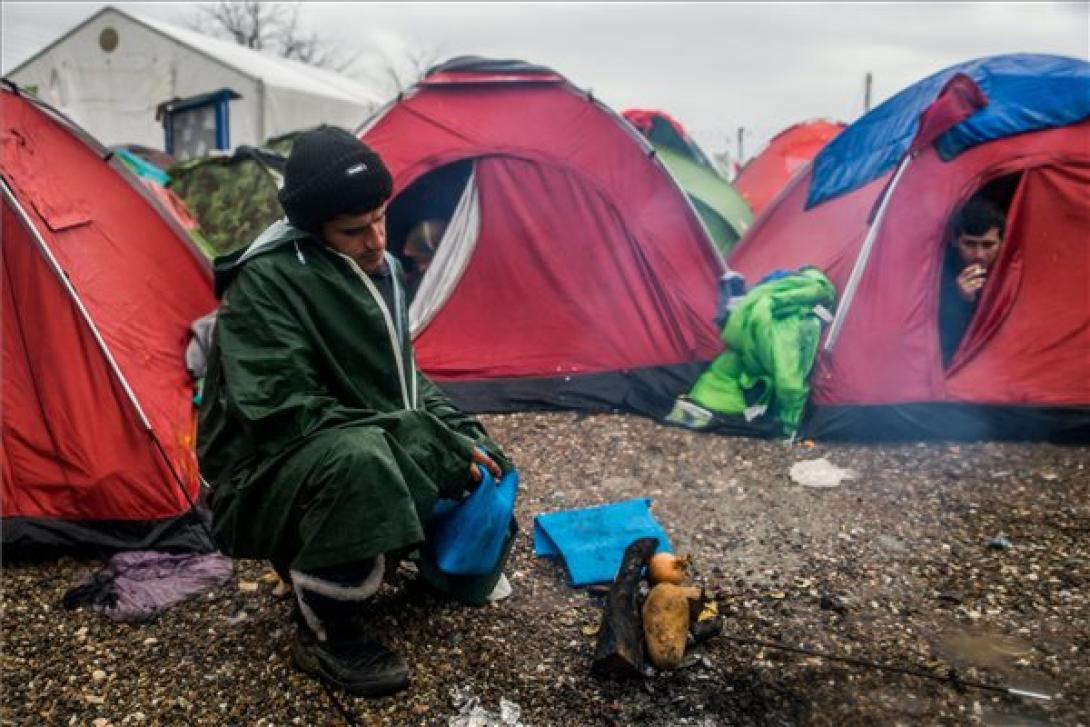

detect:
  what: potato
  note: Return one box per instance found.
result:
[642,583,701,669]
[648,552,689,585]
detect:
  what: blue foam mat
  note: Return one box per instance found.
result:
[533,498,672,586]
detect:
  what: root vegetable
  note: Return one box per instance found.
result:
[648,553,689,585]
[642,583,701,669]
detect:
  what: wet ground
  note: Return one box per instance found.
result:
[3,412,1088,725]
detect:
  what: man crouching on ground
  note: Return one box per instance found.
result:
[197,126,513,697]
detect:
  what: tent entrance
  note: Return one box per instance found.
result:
[386,159,478,332]
[939,171,1023,372]
[945,159,1090,397]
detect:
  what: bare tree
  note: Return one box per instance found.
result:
[191,1,357,72]
[369,44,442,96]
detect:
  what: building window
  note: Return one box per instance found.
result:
[156,88,241,161]
[99,27,119,52]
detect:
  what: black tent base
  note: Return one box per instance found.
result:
[435,362,710,421]
[2,507,215,562]
[802,403,1090,443]
[439,366,1090,444]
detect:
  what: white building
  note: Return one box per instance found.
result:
[5,6,382,157]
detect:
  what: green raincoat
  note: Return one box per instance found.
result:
[688,268,836,435]
[197,222,510,593]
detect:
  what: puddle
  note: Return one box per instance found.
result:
[935,629,1060,704]
[935,630,1033,670]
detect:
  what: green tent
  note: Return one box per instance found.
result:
[167,146,286,258]
[622,109,753,256]
[652,143,754,256]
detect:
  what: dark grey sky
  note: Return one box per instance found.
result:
[3,2,1086,160]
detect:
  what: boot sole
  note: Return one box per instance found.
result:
[291,639,410,698]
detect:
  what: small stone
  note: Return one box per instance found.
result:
[92,719,109,727]
[877,535,907,553]
[820,594,848,613]
[987,536,1013,551]
[142,637,158,646]
[238,580,260,593]
[84,694,106,705]
[92,669,107,682]
[938,591,963,605]
[678,653,701,669]
[225,610,248,626]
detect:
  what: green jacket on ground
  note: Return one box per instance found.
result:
[197,222,510,594]
[689,268,836,435]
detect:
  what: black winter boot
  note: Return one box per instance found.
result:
[291,621,409,697]
[289,557,409,697]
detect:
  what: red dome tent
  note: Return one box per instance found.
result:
[1,84,217,554]
[728,54,1090,440]
[733,119,845,217]
[361,57,724,416]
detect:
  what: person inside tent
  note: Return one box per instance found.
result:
[197,126,512,698]
[939,194,1007,366]
[402,218,446,300]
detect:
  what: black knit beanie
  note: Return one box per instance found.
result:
[278,125,393,233]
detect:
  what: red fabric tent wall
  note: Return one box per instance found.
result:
[362,76,723,384]
[728,120,1090,412]
[1,90,217,529]
[734,120,845,217]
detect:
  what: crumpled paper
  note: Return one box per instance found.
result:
[449,687,524,727]
[789,458,857,488]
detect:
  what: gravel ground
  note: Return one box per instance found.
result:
[3,412,1088,726]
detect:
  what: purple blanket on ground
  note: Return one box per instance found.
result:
[64,551,235,622]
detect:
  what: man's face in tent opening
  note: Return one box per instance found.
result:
[321,204,388,273]
[954,226,1004,270]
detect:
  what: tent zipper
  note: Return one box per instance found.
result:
[337,252,412,411]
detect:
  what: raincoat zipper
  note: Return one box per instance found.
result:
[336,252,414,410]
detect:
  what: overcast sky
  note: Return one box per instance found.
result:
[3,2,1087,160]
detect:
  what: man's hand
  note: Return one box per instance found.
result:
[469,446,502,483]
[956,264,988,302]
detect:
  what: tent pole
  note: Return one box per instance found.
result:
[2,179,157,432]
[823,153,913,352]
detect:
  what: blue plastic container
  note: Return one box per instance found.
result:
[429,467,519,576]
